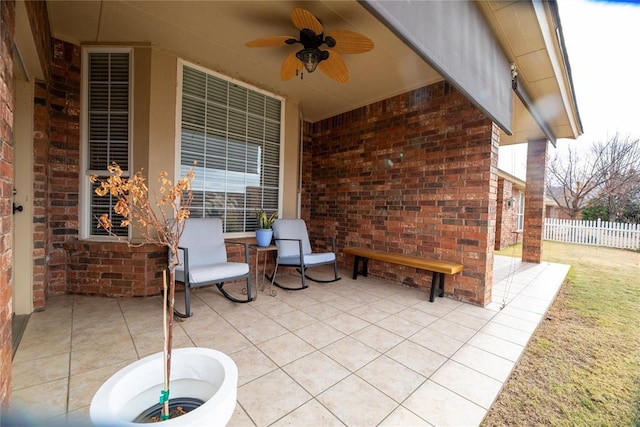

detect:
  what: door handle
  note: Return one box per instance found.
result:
[13,203,23,214]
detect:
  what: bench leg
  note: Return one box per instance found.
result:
[429,272,446,302]
[351,256,370,279]
[352,256,360,279]
[362,258,369,277]
[429,272,437,302]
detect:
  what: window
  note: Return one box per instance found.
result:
[179,64,282,234]
[82,48,132,238]
[517,192,525,231]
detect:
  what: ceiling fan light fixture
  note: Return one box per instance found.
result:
[297,48,321,73]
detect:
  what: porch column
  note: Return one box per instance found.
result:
[495,177,506,251]
[522,138,548,263]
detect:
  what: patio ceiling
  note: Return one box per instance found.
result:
[46,0,581,145]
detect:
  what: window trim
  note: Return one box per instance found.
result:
[80,46,134,240]
[516,192,525,232]
[175,59,285,238]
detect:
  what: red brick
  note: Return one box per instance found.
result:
[303,82,499,306]
[0,0,15,411]
[63,241,167,297]
[522,139,548,262]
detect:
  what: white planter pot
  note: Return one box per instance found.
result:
[90,348,237,426]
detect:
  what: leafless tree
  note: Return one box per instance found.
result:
[590,134,640,221]
[546,133,640,220]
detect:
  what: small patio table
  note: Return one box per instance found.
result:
[249,244,278,297]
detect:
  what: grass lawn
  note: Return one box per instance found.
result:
[482,241,640,426]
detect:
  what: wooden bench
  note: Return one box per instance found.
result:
[343,247,464,302]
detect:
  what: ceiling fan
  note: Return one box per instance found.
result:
[245,8,374,83]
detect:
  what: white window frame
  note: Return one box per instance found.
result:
[517,192,525,231]
[80,47,133,240]
[176,60,284,238]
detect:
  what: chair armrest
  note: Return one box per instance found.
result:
[170,246,188,272]
[226,240,250,263]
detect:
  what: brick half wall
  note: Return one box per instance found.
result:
[303,82,498,306]
[64,242,167,297]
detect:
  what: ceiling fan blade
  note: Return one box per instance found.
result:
[291,8,323,35]
[245,36,296,48]
[319,51,349,83]
[326,30,374,54]
[280,52,300,81]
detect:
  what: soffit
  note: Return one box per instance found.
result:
[478,0,582,145]
[47,0,443,123]
[46,0,580,144]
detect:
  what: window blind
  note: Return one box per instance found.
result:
[180,65,281,233]
[86,51,131,237]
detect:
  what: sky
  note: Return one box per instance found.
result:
[500,0,640,178]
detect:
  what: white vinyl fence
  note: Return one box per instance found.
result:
[544,218,640,250]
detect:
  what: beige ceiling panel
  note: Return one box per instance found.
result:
[486,1,519,13]
[516,49,554,83]
[48,1,102,43]
[528,78,569,127]
[47,0,444,123]
[492,2,545,57]
[47,0,579,137]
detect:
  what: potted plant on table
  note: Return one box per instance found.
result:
[88,164,237,425]
[255,208,278,247]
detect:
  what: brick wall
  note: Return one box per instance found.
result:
[303,82,498,306]
[64,242,167,297]
[63,239,260,298]
[0,0,15,413]
[24,0,53,308]
[47,39,81,293]
[32,81,49,308]
[495,178,522,250]
[523,139,547,263]
[545,204,574,220]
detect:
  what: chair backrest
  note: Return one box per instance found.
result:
[272,219,312,257]
[178,218,227,267]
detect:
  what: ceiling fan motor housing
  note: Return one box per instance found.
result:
[300,28,325,49]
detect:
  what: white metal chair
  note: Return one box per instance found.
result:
[268,219,340,290]
[173,218,253,318]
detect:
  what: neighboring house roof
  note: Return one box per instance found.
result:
[497,171,566,208]
[46,0,581,145]
[545,196,560,208]
[498,169,526,191]
[546,185,586,209]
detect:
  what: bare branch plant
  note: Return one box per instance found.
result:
[91,163,195,420]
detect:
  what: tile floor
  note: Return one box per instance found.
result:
[9,255,569,426]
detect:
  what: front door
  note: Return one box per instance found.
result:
[11,72,35,315]
[11,0,45,315]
